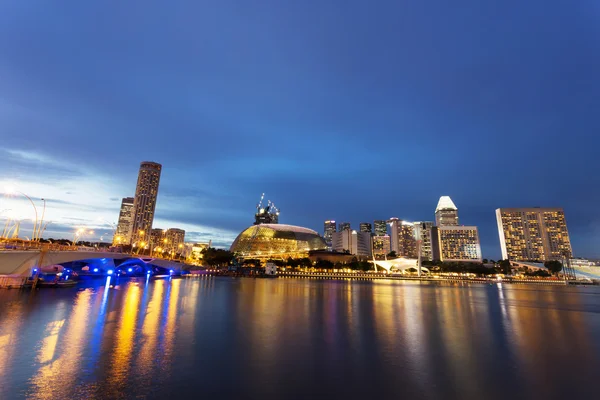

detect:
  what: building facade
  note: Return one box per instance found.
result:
[113,197,134,245]
[398,222,418,258]
[338,222,351,232]
[496,207,572,262]
[414,221,434,261]
[435,196,459,226]
[130,161,162,245]
[432,226,482,262]
[359,222,372,233]
[323,220,336,248]
[150,228,165,249]
[374,220,387,236]
[372,235,391,258]
[332,230,372,258]
[388,218,400,254]
[165,228,186,253]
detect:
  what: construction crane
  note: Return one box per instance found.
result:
[254,193,280,225]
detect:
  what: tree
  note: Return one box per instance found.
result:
[387,251,397,258]
[544,260,563,275]
[498,259,512,275]
[315,259,334,270]
[201,248,235,267]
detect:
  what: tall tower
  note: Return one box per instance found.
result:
[114,197,134,245]
[131,161,162,246]
[388,218,400,254]
[359,222,372,233]
[323,220,336,248]
[338,222,351,232]
[435,196,459,226]
[374,220,387,236]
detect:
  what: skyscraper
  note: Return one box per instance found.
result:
[324,220,336,248]
[150,228,165,249]
[398,222,417,258]
[114,197,134,245]
[374,220,387,236]
[496,208,572,261]
[338,222,351,232]
[359,222,372,233]
[432,226,482,262]
[414,221,434,261]
[372,235,391,258]
[332,229,372,258]
[435,196,459,226]
[130,161,162,245]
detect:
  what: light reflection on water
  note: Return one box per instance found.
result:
[0,277,598,400]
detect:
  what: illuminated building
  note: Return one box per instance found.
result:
[414,221,434,261]
[324,220,336,247]
[432,226,482,262]
[496,207,572,261]
[165,228,186,252]
[230,224,327,260]
[359,223,372,233]
[435,196,459,226]
[130,161,162,245]
[398,222,417,258]
[332,229,372,258]
[374,220,387,236]
[338,222,351,232]
[114,197,134,245]
[150,228,165,248]
[372,235,391,258]
[189,242,211,263]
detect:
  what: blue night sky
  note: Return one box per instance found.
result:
[0,1,599,258]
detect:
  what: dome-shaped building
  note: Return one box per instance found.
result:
[230,224,327,260]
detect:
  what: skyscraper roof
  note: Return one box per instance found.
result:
[436,196,457,212]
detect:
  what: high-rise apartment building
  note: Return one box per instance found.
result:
[414,221,434,261]
[432,226,482,262]
[374,220,387,236]
[332,229,372,258]
[130,161,162,245]
[324,220,336,248]
[496,208,572,261]
[372,235,391,258]
[435,196,459,226]
[359,223,372,233]
[114,197,134,245]
[338,222,351,232]
[165,228,186,253]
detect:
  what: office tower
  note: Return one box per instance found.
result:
[359,222,372,233]
[432,226,482,262]
[324,220,336,248]
[113,197,134,245]
[372,235,391,258]
[496,208,572,261]
[150,228,165,249]
[398,222,417,258]
[131,161,162,245]
[338,222,351,232]
[414,221,434,261]
[165,228,186,252]
[332,230,372,257]
[388,218,400,254]
[374,220,387,236]
[435,196,459,226]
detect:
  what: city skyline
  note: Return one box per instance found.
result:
[0,2,599,258]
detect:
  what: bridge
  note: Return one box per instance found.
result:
[0,244,188,276]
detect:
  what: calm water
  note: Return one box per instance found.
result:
[0,277,599,400]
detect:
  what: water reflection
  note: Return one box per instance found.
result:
[0,278,598,400]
